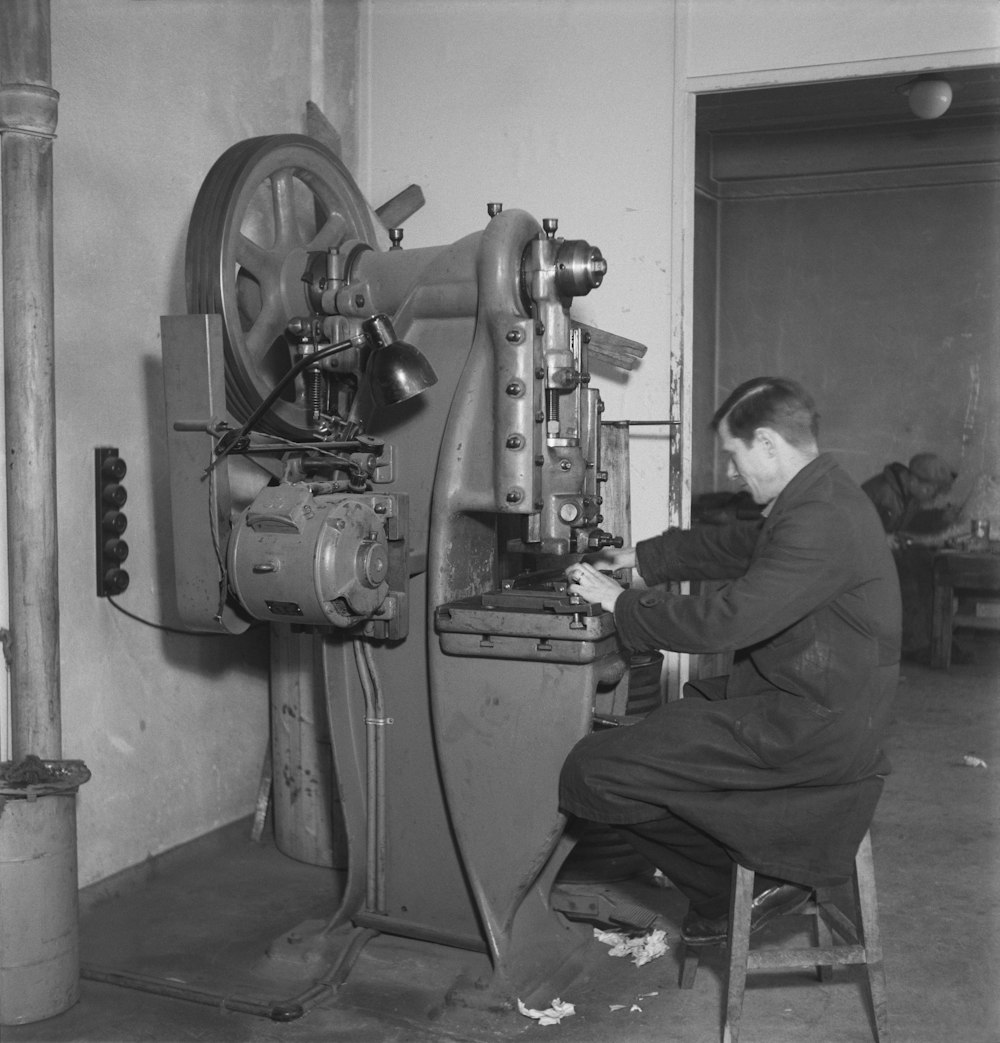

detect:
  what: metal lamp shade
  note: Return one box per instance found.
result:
[368,340,438,406]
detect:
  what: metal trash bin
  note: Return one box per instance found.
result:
[0,757,90,1025]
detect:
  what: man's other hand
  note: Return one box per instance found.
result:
[565,561,625,613]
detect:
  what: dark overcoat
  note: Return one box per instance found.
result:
[559,454,901,886]
[861,462,917,533]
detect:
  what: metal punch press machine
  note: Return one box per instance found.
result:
[161,132,653,1012]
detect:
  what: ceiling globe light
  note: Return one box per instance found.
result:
[901,76,953,120]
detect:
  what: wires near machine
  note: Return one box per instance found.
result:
[353,637,389,915]
[105,596,262,637]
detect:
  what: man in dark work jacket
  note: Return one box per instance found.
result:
[561,377,901,944]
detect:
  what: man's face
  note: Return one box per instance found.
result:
[719,419,781,505]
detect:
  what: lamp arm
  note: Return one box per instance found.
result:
[206,334,360,474]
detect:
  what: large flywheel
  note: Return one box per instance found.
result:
[185,134,380,439]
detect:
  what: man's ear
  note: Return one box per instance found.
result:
[754,427,779,454]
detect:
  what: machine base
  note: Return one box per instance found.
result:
[257,918,349,978]
[443,947,590,1013]
[254,900,640,1013]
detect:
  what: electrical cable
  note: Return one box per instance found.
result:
[80,924,380,1022]
[205,441,229,622]
[353,637,388,914]
[207,334,361,474]
[105,596,261,636]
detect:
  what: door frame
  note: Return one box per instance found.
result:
[664,14,998,693]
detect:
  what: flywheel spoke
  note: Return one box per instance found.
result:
[234,232,280,285]
[306,212,349,253]
[244,294,292,374]
[270,169,300,250]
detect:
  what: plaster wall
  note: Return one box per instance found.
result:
[685,0,999,81]
[3,0,362,887]
[361,0,998,545]
[713,183,1000,499]
[359,0,680,539]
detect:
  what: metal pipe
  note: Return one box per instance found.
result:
[81,925,381,1022]
[352,637,387,914]
[0,0,61,760]
[0,9,77,1024]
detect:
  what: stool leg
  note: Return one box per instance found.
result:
[855,831,891,1043]
[809,889,834,981]
[679,942,699,989]
[723,864,754,1043]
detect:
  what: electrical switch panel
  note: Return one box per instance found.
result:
[95,447,129,596]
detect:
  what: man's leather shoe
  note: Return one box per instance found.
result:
[681,883,812,946]
[680,909,730,946]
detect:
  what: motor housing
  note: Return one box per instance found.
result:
[227,484,408,638]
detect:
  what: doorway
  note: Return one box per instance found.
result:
[685,67,1000,503]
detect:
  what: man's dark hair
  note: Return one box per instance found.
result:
[711,377,819,448]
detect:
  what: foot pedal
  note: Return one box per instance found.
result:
[551,888,661,932]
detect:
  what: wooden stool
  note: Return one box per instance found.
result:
[679,830,890,1043]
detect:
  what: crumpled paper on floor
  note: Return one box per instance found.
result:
[517,998,575,1025]
[593,927,669,966]
[610,992,658,1013]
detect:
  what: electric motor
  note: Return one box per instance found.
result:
[228,483,394,628]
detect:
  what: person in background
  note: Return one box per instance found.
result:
[861,453,957,537]
[560,377,900,947]
[862,452,965,663]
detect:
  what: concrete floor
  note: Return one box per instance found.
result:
[6,631,999,1043]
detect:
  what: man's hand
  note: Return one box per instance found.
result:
[585,545,637,571]
[565,561,625,613]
